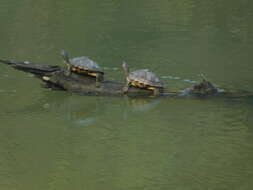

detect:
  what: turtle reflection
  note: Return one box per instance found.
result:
[128,98,161,112]
[68,110,97,126]
[59,97,104,126]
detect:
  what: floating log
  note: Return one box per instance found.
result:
[1,58,252,98]
[45,70,158,96]
[0,59,171,96]
[0,59,60,77]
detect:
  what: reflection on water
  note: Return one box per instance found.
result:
[128,98,161,112]
[14,95,162,126]
[1,91,253,189]
[0,0,253,189]
[68,98,161,125]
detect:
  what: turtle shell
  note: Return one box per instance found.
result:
[128,69,163,88]
[69,57,103,73]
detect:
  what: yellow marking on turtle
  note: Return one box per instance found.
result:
[148,87,155,90]
[131,80,154,89]
[71,66,99,77]
[88,72,98,77]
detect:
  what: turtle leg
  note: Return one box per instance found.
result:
[65,64,71,76]
[123,82,130,94]
[95,77,100,88]
[95,73,104,88]
[153,88,160,96]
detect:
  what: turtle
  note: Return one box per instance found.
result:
[60,50,104,87]
[188,73,218,95]
[122,61,164,95]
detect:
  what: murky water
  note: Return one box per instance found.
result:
[1,0,253,189]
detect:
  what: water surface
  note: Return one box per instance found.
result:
[0,0,253,189]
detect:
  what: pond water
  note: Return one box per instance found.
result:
[0,0,253,189]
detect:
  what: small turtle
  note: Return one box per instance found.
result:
[189,74,218,95]
[122,62,164,95]
[61,50,104,87]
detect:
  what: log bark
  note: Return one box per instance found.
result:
[1,58,253,98]
[0,59,177,97]
[47,70,158,96]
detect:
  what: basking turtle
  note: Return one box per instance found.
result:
[122,62,164,95]
[188,74,218,95]
[61,50,104,87]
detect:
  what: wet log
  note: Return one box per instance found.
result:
[46,70,158,96]
[0,59,170,96]
[0,59,60,77]
[2,58,252,98]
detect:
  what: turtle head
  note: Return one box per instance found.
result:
[199,73,207,81]
[122,61,129,76]
[61,50,70,63]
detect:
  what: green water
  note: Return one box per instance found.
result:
[1,0,253,189]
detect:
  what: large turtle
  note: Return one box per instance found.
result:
[122,61,164,95]
[61,50,104,87]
